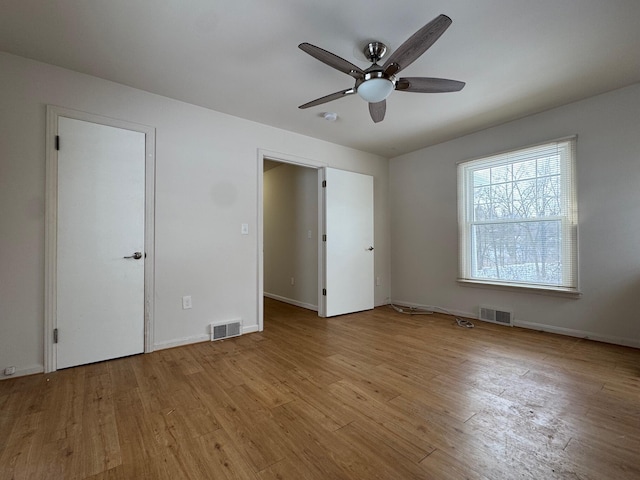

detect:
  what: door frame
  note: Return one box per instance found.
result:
[44,106,156,373]
[257,149,328,331]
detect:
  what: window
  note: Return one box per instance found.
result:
[457,137,578,293]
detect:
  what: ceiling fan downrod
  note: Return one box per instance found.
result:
[363,42,387,63]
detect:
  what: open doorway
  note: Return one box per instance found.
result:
[263,160,319,311]
[257,150,325,331]
[257,150,375,331]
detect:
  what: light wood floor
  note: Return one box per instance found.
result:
[1,298,639,479]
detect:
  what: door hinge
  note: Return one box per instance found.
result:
[55,135,60,151]
[53,328,58,344]
[322,288,326,296]
[322,234,326,242]
[322,180,327,188]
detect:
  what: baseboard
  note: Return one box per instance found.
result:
[154,334,209,351]
[153,324,262,351]
[513,320,640,348]
[264,292,318,311]
[243,324,259,334]
[0,364,44,381]
[391,299,639,349]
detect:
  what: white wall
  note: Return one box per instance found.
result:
[0,52,391,377]
[390,83,640,347]
[264,163,318,309]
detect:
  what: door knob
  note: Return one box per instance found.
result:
[124,252,143,260]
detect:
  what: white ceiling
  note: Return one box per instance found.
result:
[1,0,639,158]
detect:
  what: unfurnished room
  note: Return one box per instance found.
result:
[1,1,639,478]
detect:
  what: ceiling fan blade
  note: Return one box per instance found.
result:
[299,43,364,79]
[369,100,386,123]
[396,77,465,93]
[383,14,452,76]
[298,88,355,109]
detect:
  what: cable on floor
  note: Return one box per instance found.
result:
[389,303,433,315]
[389,302,474,328]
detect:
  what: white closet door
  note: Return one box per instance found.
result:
[56,116,145,369]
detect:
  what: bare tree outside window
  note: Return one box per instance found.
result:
[458,139,578,291]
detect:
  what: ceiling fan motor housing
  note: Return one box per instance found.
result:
[357,43,397,103]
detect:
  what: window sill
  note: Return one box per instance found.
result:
[457,279,582,298]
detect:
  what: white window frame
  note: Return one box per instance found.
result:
[457,137,579,295]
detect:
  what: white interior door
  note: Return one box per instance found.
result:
[56,116,145,369]
[323,168,374,317]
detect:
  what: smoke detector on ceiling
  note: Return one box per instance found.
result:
[323,112,338,122]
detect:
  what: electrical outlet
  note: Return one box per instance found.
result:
[241,223,249,235]
[182,295,192,310]
[4,366,16,376]
[290,277,295,286]
[376,277,382,286]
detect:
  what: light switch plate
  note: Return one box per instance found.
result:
[182,295,192,309]
[241,223,249,235]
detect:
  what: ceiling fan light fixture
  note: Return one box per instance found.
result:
[357,78,394,103]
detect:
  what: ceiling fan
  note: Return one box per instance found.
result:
[298,14,465,123]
